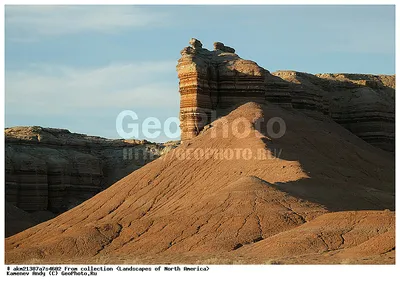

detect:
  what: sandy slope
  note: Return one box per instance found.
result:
[5,102,394,264]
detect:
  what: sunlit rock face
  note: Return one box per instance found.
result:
[177,38,395,152]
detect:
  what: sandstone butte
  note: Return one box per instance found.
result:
[5,39,395,264]
[177,39,394,152]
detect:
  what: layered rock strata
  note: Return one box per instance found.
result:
[273,71,395,152]
[5,126,178,213]
[177,38,292,140]
[177,38,395,152]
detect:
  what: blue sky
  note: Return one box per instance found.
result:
[5,5,395,142]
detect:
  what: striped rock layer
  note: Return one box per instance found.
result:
[177,39,395,152]
[5,126,178,213]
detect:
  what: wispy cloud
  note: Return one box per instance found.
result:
[5,5,169,39]
[5,61,179,117]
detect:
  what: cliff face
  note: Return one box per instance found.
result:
[177,38,395,152]
[274,71,395,152]
[177,39,292,140]
[5,126,178,213]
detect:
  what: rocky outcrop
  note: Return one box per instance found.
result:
[272,71,328,116]
[273,71,395,152]
[177,38,395,152]
[177,38,292,140]
[5,126,178,214]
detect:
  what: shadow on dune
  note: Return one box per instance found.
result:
[253,103,395,212]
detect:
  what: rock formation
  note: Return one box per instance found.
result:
[177,38,395,152]
[5,39,395,264]
[213,41,235,53]
[5,126,178,215]
[5,102,394,264]
[274,71,395,152]
[177,38,292,141]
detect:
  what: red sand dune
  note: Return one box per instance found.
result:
[5,102,394,264]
